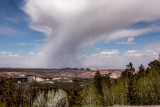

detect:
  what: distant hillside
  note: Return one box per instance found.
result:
[0,68,123,79]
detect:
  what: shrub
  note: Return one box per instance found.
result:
[33,89,68,107]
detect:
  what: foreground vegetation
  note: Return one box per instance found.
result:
[0,60,160,107]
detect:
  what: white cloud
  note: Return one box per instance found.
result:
[85,50,120,58]
[124,50,142,57]
[7,54,20,57]
[117,37,135,44]
[35,39,48,42]
[81,49,158,68]
[100,50,119,56]
[0,51,21,58]
[128,37,134,42]
[23,0,160,67]
[37,52,44,56]
[30,24,52,35]
[28,52,34,55]
[0,51,41,67]
[90,54,98,57]
[0,49,158,68]
[0,51,13,56]
[124,50,158,57]
[105,27,160,43]
[16,43,39,46]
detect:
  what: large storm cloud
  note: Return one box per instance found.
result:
[23,0,160,67]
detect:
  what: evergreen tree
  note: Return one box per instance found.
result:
[81,82,103,106]
[1,78,18,106]
[148,60,160,71]
[126,62,135,74]
[120,62,136,105]
[102,80,112,106]
[138,64,146,78]
[103,75,111,88]
[68,71,82,106]
[111,79,129,105]
[93,71,103,95]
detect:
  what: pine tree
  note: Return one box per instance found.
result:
[102,80,112,106]
[68,71,82,106]
[81,82,103,106]
[1,78,18,106]
[138,64,146,78]
[119,62,137,105]
[93,71,103,95]
[126,62,135,74]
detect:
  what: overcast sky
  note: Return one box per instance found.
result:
[0,0,160,68]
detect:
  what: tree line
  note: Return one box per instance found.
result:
[68,60,160,106]
[0,60,160,106]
